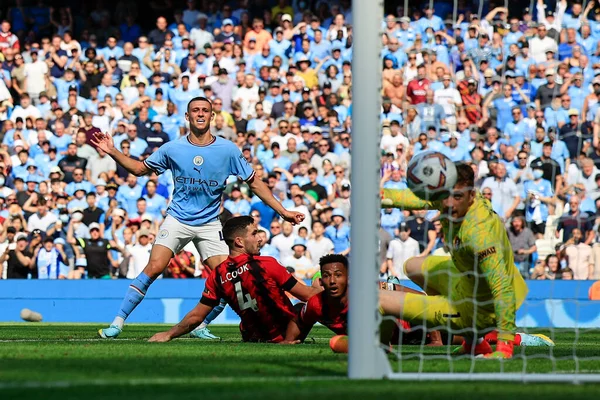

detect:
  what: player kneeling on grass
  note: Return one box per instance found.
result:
[379,163,532,359]
[282,254,442,349]
[149,216,321,343]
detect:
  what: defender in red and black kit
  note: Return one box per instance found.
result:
[149,216,320,343]
[283,254,443,347]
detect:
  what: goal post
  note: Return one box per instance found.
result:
[348,0,389,379]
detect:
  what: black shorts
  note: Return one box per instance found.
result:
[528,221,546,236]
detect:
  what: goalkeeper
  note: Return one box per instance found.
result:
[379,163,528,359]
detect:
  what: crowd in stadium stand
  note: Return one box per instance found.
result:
[0,0,599,281]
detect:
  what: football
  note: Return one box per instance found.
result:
[406,151,457,201]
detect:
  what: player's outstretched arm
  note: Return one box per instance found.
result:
[381,188,436,210]
[90,132,152,177]
[148,302,213,342]
[288,279,322,301]
[249,177,305,225]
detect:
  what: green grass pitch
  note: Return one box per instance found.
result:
[1,324,599,399]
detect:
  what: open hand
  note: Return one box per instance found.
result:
[90,132,115,154]
[148,332,172,342]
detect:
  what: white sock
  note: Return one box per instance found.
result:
[197,322,207,330]
[112,316,125,329]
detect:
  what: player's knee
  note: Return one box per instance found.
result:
[144,260,166,279]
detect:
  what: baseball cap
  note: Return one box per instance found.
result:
[141,213,153,222]
[222,18,233,26]
[138,228,151,237]
[483,69,494,78]
[400,16,410,23]
[112,208,126,218]
[531,160,543,170]
[281,14,292,22]
[341,183,351,191]
[331,208,346,220]
[568,109,579,116]
[89,222,101,231]
[231,184,242,192]
[16,232,28,242]
[399,222,410,232]
[545,68,555,76]
[95,179,107,187]
[291,238,307,249]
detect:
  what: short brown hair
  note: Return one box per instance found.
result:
[455,163,475,188]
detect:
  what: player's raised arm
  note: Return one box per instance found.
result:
[248,177,305,225]
[148,301,214,342]
[91,132,152,177]
[381,188,437,210]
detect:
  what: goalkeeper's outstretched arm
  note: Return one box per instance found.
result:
[381,188,438,210]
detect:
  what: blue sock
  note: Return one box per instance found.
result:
[114,273,154,326]
[201,299,226,327]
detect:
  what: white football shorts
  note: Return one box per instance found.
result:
[154,215,228,261]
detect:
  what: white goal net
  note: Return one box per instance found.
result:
[349,0,600,382]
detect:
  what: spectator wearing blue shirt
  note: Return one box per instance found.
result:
[100,36,125,60]
[444,132,471,162]
[120,16,143,43]
[53,69,79,103]
[325,208,351,255]
[523,162,554,238]
[142,180,168,220]
[113,125,148,158]
[116,174,144,215]
[397,17,416,50]
[504,106,530,147]
[223,185,251,216]
[544,98,569,129]
[65,168,95,196]
[383,168,407,190]
[417,6,444,34]
[489,84,518,131]
[381,208,403,238]
[264,144,292,175]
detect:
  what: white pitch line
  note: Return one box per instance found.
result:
[0,337,331,343]
[0,375,343,390]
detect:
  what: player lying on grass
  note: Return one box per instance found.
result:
[282,254,443,347]
[379,163,531,359]
[149,216,320,343]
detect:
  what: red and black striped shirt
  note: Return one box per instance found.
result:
[201,254,298,342]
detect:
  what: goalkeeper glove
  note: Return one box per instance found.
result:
[483,340,514,359]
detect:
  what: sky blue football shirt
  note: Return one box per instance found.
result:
[144,135,255,226]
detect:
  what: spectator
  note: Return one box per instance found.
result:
[481,163,521,221]
[384,222,419,280]
[282,238,314,280]
[1,232,33,279]
[271,220,297,260]
[165,249,196,278]
[507,216,537,278]
[126,228,152,279]
[325,208,350,255]
[33,236,68,279]
[556,196,595,245]
[69,222,114,279]
[564,228,594,280]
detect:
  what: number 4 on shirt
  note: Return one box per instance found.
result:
[235,281,258,311]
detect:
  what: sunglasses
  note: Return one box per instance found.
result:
[518,157,527,160]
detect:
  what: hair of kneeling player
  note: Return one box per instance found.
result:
[455,162,475,189]
[223,215,255,249]
[319,254,349,272]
